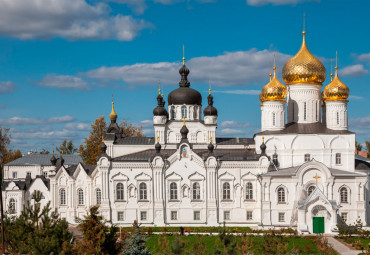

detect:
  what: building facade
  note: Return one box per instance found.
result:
[3,29,370,234]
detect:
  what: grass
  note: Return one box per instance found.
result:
[146,235,320,254]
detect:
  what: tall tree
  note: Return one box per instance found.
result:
[121,119,143,137]
[73,205,122,255]
[39,149,50,154]
[78,116,106,165]
[123,221,150,255]
[0,127,22,164]
[57,139,77,154]
[355,140,363,152]
[366,140,370,158]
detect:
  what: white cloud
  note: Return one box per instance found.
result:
[142,128,154,135]
[348,95,364,100]
[246,0,318,6]
[0,116,75,126]
[64,122,91,131]
[220,120,250,128]
[349,116,370,129]
[37,74,91,91]
[0,0,151,41]
[218,128,247,136]
[0,81,18,94]
[340,64,368,77]
[83,49,291,87]
[357,53,370,63]
[212,90,260,95]
[138,120,153,128]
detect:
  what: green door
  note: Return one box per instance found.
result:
[313,217,325,233]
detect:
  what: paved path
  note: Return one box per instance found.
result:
[326,237,360,255]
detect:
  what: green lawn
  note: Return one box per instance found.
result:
[146,235,320,254]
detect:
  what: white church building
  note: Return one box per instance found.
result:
[3,29,370,234]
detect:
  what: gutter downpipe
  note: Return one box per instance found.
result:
[216,158,221,224]
[257,174,263,229]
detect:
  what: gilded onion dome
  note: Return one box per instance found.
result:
[282,31,326,85]
[261,65,287,102]
[323,65,349,101]
[109,100,117,121]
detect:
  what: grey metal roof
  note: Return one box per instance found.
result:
[65,164,96,176]
[263,166,365,177]
[255,122,354,135]
[194,149,258,161]
[356,154,370,162]
[216,138,255,146]
[114,137,156,145]
[5,154,83,166]
[113,149,176,162]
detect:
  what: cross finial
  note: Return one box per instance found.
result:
[209,80,212,94]
[303,12,306,32]
[52,144,54,156]
[157,136,159,143]
[313,173,321,186]
[183,115,186,126]
[210,136,212,143]
[262,137,264,143]
[335,51,338,77]
[158,80,161,95]
[330,59,333,81]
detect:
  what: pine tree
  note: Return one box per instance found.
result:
[123,221,150,255]
[4,190,72,254]
[73,205,122,255]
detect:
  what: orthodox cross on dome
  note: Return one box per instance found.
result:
[313,173,321,186]
[158,80,161,95]
[209,80,212,94]
[183,44,185,65]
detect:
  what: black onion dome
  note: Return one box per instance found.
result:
[155,142,161,153]
[180,125,189,139]
[208,142,214,153]
[168,64,202,105]
[50,155,57,166]
[100,142,107,153]
[203,94,218,116]
[153,94,168,116]
[260,141,266,155]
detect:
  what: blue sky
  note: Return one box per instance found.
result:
[0,0,369,153]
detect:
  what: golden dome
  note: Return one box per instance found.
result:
[109,100,117,121]
[261,66,287,102]
[282,31,326,85]
[323,66,349,101]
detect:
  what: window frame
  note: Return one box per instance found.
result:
[278,212,285,222]
[336,153,342,165]
[139,182,148,201]
[116,183,124,201]
[171,211,178,220]
[193,211,201,221]
[9,198,16,214]
[341,212,348,222]
[304,153,310,162]
[245,182,253,200]
[60,188,66,205]
[12,172,17,179]
[277,187,286,204]
[140,211,147,221]
[224,210,231,221]
[340,187,348,203]
[77,188,84,205]
[192,182,201,200]
[246,211,253,221]
[181,105,187,119]
[222,182,231,200]
[307,186,315,196]
[96,188,102,205]
[117,211,124,221]
[169,182,178,200]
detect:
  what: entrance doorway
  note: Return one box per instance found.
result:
[313,217,324,233]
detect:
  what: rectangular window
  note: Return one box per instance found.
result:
[304,102,307,121]
[12,172,17,179]
[43,172,48,177]
[224,211,230,221]
[26,172,31,178]
[117,211,124,221]
[304,154,310,162]
[171,211,178,220]
[336,153,341,165]
[193,211,200,221]
[140,211,147,221]
[247,211,253,221]
[278,212,285,222]
[341,212,348,222]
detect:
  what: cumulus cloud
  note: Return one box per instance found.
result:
[0,0,151,41]
[349,116,370,129]
[64,122,91,131]
[0,116,75,126]
[220,121,250,128]
[212,90,260,95]
[0,81,18,94]
[246,0,318,6]
[138,120,153,128]
[357,53,370,63]
[348,95,364,100]
[37,74,90,91]
[340,64,368,77]
[83,49,291,87]
[218,128,247,136]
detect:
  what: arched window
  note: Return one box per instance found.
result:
[307,186,315,196]
[192,182,200,200]
[60,189,66,205]
[336,153,341,165]
[96,189,102,205]
[292,102,295,121]
[277,187,285,203]
[272,113,276,126]
[170,182,177,200]
[304,102,307,121]
[9,198,16,214]
[304,154,310,162]
[223,183,231,200]
[181,106,187,118]
[139,183,147,200]
[78,189,84,205]
[171,107,176,120]
[273,153,278,166]
[116,183,124,201]
[340,187,348,203]
[245,182,253,200]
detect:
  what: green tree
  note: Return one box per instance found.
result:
[4,190,72,254]
[355,140,363,152]
[57,139,77,154]
[40,149,50,154]
[123,221,150,255]
[73,205,122,255]
[0,127,22,164]
[366,140,370,158]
